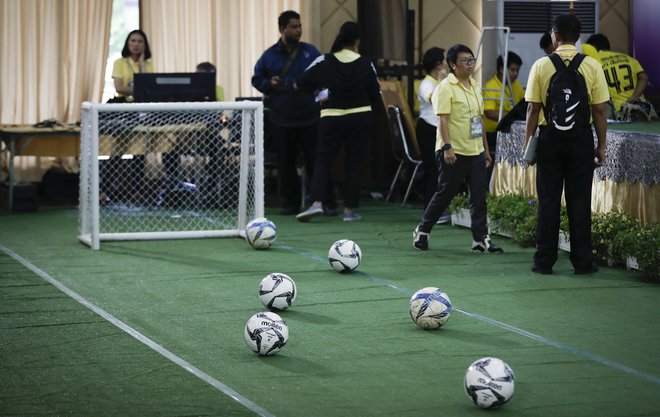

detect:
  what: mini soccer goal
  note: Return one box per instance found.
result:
[78,101,264,249]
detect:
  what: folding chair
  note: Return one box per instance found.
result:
[385,105,423,206]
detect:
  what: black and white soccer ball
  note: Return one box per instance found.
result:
[328,239,362,273]
[259,273,297,311]
[245,217,277,249]
[464,357,515,409]
[244,311,289,355]
[409,287,452,329]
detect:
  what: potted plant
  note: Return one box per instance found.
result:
[487,192,537,246]
[591,211,639,266]
[449,193,470,227]
[618,222,660,280]
[558,206,571,251]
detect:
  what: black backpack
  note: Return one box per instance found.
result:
[544,53,590,138]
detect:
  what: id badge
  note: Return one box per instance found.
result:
[470,116,483,139]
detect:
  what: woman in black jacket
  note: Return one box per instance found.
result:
[295,21,381,222]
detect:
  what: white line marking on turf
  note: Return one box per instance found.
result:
[278,242,660,385]
[0,244,276,417]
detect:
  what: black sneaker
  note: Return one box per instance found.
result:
[413,226,429,251]
[471,235,504,253]
[531,265,553,275]
[574,265,599,275]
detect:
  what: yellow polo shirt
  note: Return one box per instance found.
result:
[525,44,609,125]
[432,73,484,156]
[582,44,645,111]
[112,57,154,96]
[483,75,525,133]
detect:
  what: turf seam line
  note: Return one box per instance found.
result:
[278,242,660,385]
[0,244,276,417]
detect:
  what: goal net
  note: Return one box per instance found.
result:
[78,101,264,249]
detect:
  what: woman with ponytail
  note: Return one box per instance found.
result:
[295,21,381,222]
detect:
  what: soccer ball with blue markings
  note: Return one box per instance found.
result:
[259,273,297,311]
[464,357,515,409]
[244,311,289,355]
[245,217,277,249]
[409,287,452,329]
[328,239,362,273]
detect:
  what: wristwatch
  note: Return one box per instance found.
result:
[441,143,452,151]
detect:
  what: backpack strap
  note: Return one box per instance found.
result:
[568,53,586,71]
[549,53,565,72]
[549,52,586,72]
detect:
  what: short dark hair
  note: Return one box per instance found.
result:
[330,21,361,53]
[497,51,522,71]
[539,31,553,50]
[421,47,445,74]
[552,14,581,44]
[446,44,474,73]
[196,62,216,73]
[278,10,300,29]
[586,33,611,51]
[121,29,151,60]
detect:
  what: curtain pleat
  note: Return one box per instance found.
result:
[0,0,112,125]
[141,0,315,101]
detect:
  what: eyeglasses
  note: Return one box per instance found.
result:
[457,57,476,65]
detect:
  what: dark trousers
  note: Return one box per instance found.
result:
[311,112,372,208]
[272,124,317,210]
[419,151,489,240]
[534,127,595,270]
[415,119,439,206]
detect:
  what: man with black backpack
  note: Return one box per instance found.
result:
[523,14,609,275]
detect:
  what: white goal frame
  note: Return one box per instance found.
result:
[78,101,264,250]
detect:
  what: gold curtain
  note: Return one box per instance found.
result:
[0,0,112,125]
[140,0,317,102]
[492,163,659,225]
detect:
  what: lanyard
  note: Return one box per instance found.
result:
[460,80,481,117]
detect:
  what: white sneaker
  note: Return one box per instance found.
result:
[471,235,504,253]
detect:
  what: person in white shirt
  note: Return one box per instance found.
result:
[416,47,448,211]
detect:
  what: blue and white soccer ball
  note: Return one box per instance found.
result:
[245,217,277,249]
[244,311,289,355]
[409,287,452,329]
[259,273,297,311]
[464,357,515,409]
[328,239,362,273]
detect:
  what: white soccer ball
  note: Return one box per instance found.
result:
[244,311,289,355]
[245,218,277,249]
[464,357,515,409]
[259,273,297,311]
[409,287,452,329]
[328,239,362,273]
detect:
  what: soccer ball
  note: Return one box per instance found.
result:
[259,273,297,311]
[328,239,362,273]
[244,311,289,355]
[409,287,452,329]
[464,357,515,409]
[245,218,277,249]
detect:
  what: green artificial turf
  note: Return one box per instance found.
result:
[1,203,659,416]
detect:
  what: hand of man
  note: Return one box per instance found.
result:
[443,148,456,165]
[594,145,606,167]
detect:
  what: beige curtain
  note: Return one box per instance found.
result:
[0,0,111,182]
[0,0,111,125]
[141,0,318,102]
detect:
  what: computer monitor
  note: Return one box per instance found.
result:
[133,72,216,102]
